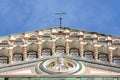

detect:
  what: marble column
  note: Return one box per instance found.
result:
[94,45,98,60]
[52,40,56,56]
[37,43,42,58]
[80,42,84,58]
[65,39,70,55]
[23,45,27,61]
[109,49,113,63]
[8,47,13,63]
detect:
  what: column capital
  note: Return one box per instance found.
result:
[37,40,43,44]
[108,47,114,50]
[94,44,99,47]
[22,43,28,47]
[80,42,84,45]
[51,39,56,42]
[8,46,13,49]
[37,42,42,45]
[23,45,27,47]
[65,39,71,42]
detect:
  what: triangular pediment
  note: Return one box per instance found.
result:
[0,56,119,77]
[1,65,120,76]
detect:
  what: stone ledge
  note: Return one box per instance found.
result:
[0,75,120,78]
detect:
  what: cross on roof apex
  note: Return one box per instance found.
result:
[55,12,67,27]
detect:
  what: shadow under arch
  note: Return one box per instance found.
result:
[0,48,9,64]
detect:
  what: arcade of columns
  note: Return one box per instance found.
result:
[0,27,119,64]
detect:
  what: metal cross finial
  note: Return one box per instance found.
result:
[55,12,66,27]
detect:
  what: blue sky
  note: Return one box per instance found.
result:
[0,0,120,36]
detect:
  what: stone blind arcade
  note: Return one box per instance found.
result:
[0,27,120,65]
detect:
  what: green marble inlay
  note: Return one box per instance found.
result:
[0,78,4,80]
[6,78,120,80]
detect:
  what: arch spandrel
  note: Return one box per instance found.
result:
[113,48,120,57]
[42,41,51,49]
[27,43,38,52]
[56,38,65,46]
[84,43,94,52]
[13,46,23,55]
[0,48,9,57]
[70,40,79,49]
[98,46,108,54]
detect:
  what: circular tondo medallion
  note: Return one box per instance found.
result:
[36,57,85,75]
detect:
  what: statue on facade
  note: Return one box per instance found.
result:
[53,57,69,72]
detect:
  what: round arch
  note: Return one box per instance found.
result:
[83,43,94,59]
[98,46,109,62]
[13,46,23,62]
[27,43,38,59]
[41,41,52,56]
[69,40,79,56]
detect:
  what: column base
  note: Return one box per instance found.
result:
[9,61,14,64]
[39,56,43,58]
[66,53,69,56]
[109,61,113,64]
[95,57,98,61]
[80,55,83,58]
[24,58,28,61]
[52,53,56,56]
[95,59,99,62]
[38,54,42,58]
